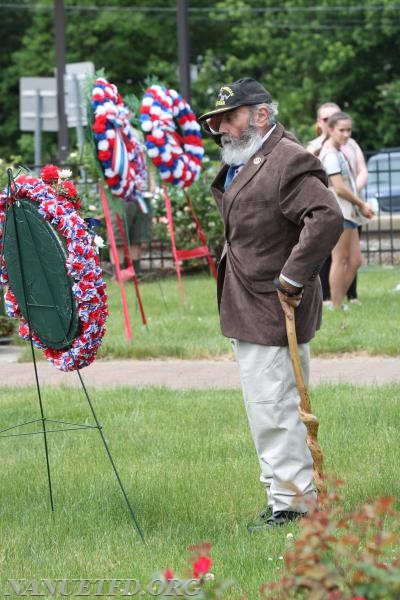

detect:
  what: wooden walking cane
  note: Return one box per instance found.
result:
[285,305,325,492]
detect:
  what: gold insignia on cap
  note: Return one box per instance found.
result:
[216,86,234,107]
[253,156,262,165]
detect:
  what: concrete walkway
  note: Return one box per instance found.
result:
[0,345,399,388]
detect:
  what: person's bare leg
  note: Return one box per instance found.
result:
[330,229,360,309]
[130,244,141,262]
[346,229,363,298]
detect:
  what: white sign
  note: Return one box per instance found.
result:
[19,77,58,132]
[20,63,95,134]
[65,62,95,127]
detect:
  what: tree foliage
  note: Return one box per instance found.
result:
[191,0,400,152]
[0,0,399,163]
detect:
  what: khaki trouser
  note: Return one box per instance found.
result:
[231,340,317,513]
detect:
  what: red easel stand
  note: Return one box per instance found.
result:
[114,212,147,327]
[162,185,217,304]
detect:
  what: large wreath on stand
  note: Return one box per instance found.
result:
[91,76,148,210]
[0,165,108,371]
[139,84,204,188]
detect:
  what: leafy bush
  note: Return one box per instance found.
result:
[0,314,15,337]
[0,156,24,189]
[261,480,400,600]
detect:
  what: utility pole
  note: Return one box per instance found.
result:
[176,0,190,102]
[54,0,69,161]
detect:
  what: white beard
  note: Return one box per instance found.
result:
[220,126,264,166]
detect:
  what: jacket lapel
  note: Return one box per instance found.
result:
[213,123,286,227]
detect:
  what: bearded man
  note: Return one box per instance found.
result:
[199,78,343,530]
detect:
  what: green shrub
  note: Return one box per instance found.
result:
[261,480,400,600]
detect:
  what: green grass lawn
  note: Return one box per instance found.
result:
[0,383,399,598]
[103,264,400,358]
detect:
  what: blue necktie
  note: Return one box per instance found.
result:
[224,164,242,190]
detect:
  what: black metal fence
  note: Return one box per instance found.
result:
[362,148,400,265]
[103,213,400,274]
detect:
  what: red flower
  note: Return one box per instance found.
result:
[98,150,111,162]
[60,180,78,199]
[54,204,65,217]
[41,165,60,183]
[93,115,108,133]
[106,176,120,187]
[164,568,174,581]
[192,556,212,579]
[19,323,30,338]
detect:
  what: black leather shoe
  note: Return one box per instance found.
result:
[265,510,307,527]
[247,510,306,533]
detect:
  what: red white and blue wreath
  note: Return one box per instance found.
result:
[140,85,204,189]
[0,165,108,372]
[91,77,148,212]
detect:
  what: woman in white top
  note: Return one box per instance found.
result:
[319,112,374,309]
[307,102,368,304]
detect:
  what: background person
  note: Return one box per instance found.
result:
[199,77,343,529]
[110,197,152,280]
[319,111,373,310]
[306,102,340,158]
[307,102,368,305]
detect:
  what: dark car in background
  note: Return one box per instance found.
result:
[365,149,400,213]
